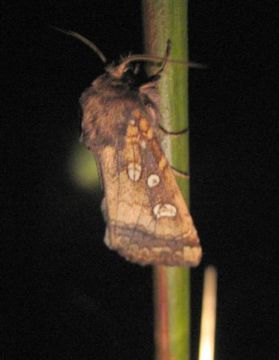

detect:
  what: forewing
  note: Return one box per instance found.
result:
[99,110,201,266]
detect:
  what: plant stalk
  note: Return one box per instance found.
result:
[142,1,191,359]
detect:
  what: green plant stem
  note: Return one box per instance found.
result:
[142,1,191,359]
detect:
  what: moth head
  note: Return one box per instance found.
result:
[105,56,161,81]
[105,61,133,80]
[105,40,172,81]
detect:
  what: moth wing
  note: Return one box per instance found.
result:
[99,113,201,266]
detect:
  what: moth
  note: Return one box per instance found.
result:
[57,29,202,266]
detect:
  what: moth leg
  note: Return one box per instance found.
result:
[171,167,189,179]
[151,39,172,78]
[159,125,188,138]
[142,39,172,84]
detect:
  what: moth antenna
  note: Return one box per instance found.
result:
[51,26,107,64]
[118,46,205,73]
[120,55,204,67]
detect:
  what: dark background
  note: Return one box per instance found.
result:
[3,1,278,359]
